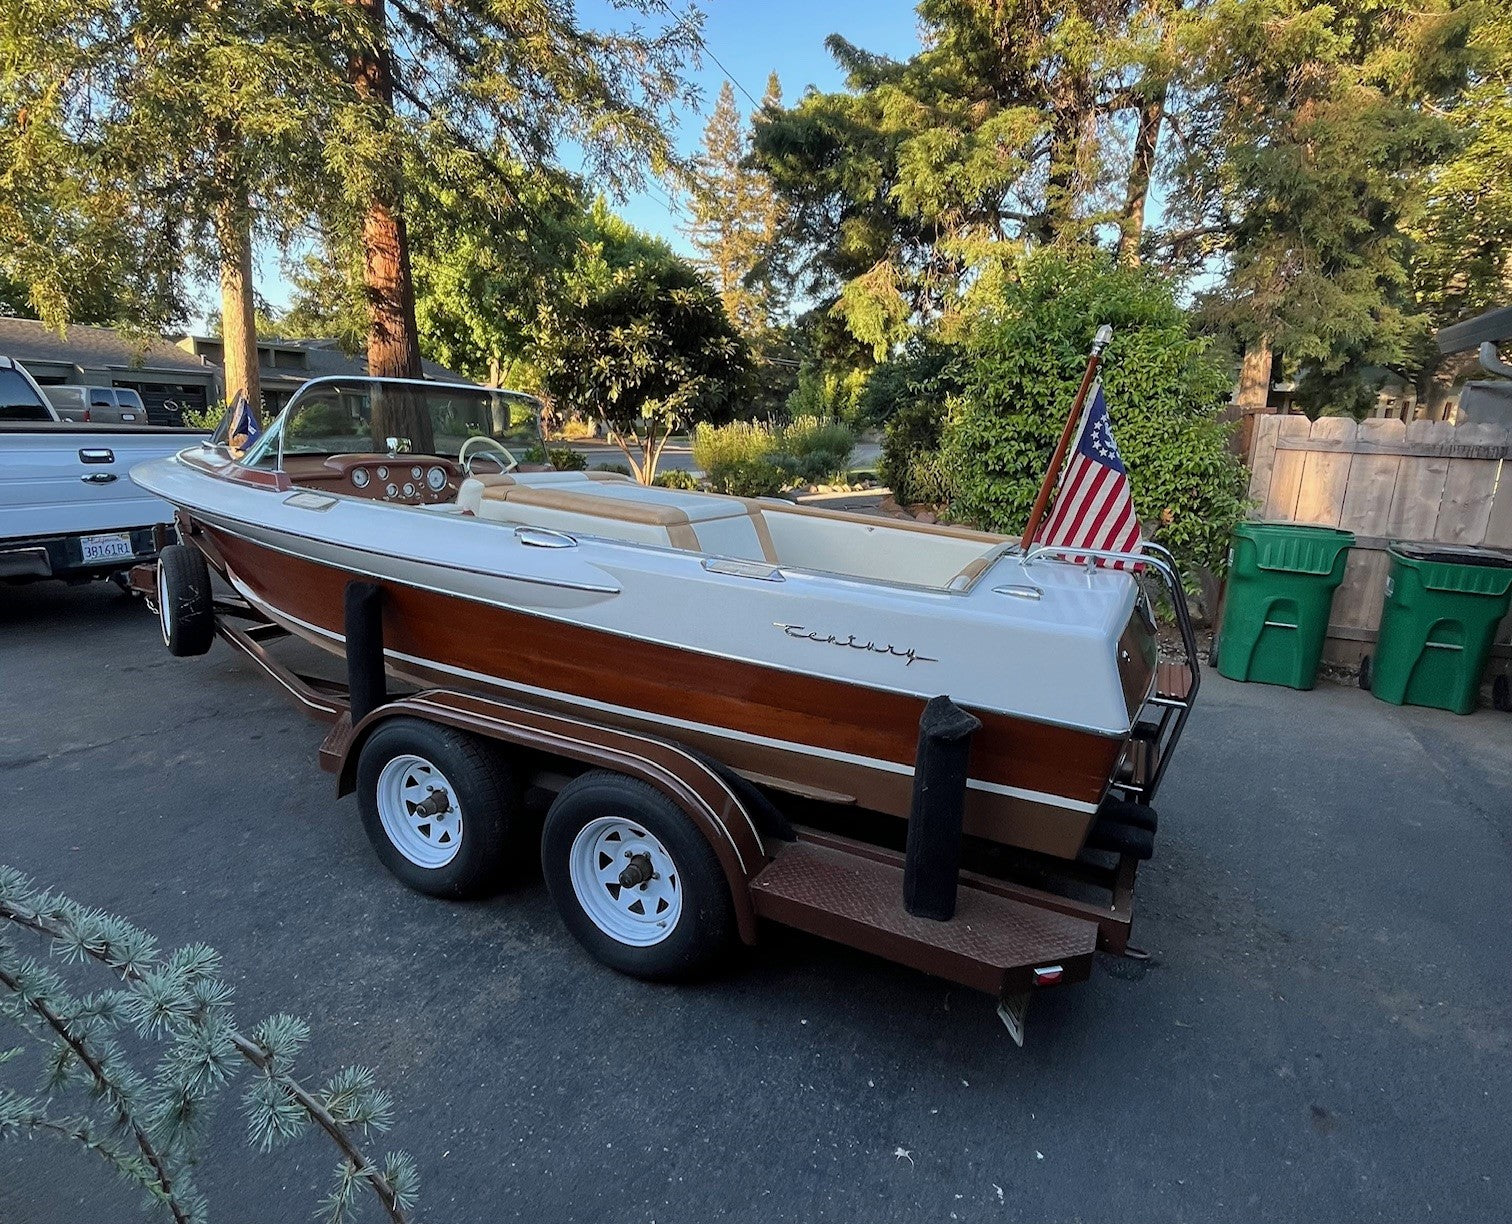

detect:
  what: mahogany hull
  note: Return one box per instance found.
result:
[197,523,1128,859]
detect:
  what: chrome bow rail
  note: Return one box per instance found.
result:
[1022,541,1199,802]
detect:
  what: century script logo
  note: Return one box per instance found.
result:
[773,622,938,667]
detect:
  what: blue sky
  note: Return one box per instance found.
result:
[238,2,922,323]
[603,0,922,257]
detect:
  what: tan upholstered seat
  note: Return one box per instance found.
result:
[474,480,776,561]
[455,469,631,515]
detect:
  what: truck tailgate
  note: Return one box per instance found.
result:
[0,425,205,542]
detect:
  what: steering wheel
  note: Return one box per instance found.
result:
[458,435,519,476]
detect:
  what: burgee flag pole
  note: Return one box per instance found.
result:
[1019,324,1113,551]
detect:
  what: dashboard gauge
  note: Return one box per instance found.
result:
[411,465,423,481]
[402,482,416,497]
[350,467,370,489]
[385,483,398,498]
[376,465,389,481]
[426,466,447,492]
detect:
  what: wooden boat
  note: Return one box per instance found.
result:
[131,376,1197,862]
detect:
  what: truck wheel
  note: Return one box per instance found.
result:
[542,771,735,981]
[157,544,214,657]
[356,718,518,899]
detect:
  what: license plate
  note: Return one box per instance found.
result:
[80,533,134,563]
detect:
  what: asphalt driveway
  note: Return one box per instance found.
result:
[1,579,1508,1223]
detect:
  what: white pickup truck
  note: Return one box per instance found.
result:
[0,355,207,584]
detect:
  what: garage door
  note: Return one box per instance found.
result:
[116,381,208,426]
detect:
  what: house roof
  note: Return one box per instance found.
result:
[251,338,470,385]
[0,317,475,387]
[0,317,213,376]
[1437,306,1512,354]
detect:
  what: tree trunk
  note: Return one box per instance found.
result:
[215,202,261,413]
[1230,336,1273,459]
[1117,84,1166,266]
[348,0,429,452]
[1041,68,1097,246]
[348,0,423,384]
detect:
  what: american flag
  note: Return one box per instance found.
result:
[1034,384,1141,564]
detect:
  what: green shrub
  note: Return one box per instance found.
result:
[524,444,589,470]
[691,420,778,472]
[180,402,226,431]
[786,364,870,425]
[881,400,952,505]
[901,451,953,505]
[653,468,699,489]
[941,250,1247,571]
[593,461,633,476]
[705,459,787,498]
[857,337,963,428]
[693,417,855,486]
[781,416,853,459]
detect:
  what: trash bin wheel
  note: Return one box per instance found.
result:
[1358,654,1372,692]
[1495,673,1510,713]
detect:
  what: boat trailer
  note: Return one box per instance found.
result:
[131,545,1196,1043]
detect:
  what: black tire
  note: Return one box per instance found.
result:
[1207,634,1220,669]
[542,770,736,981]
[1358,654,1372,692]
[157,544,215,657]
[1494,673,1510,713]
[355,718,519,898]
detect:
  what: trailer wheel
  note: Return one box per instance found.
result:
[157,544,214,657]
[542,771,735,981]
[356,718,518,899]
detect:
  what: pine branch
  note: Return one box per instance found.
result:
[0,887,413,1224]
[0,963,191,1224]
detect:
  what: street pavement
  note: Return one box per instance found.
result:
[1,579,1509,1223]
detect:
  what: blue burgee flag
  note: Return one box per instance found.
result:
[227,390,261,455]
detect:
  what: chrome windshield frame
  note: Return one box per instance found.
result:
[238,375,545,473]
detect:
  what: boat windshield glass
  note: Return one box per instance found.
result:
[241,378,542,468]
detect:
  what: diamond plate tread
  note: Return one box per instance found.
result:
[750,841,1097,994]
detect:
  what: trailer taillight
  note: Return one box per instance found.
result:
[1031,965,1063,986]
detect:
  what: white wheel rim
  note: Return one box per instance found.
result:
[157,563,173,646]
[376,755,464,868]
[568,817,683,947]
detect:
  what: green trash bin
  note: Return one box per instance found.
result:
[1216,521,1355,690]
[1364,543,1512,714]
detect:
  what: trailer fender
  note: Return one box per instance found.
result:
[323,691,768,944]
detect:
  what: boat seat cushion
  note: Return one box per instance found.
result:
[475,480,775,561]
[456,469,630,516]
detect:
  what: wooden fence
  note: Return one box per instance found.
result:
[1246,414,1512,672]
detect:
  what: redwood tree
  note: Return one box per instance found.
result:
[331,0,702,380]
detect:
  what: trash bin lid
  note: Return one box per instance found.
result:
[1235,520,1355,574]
[1389,541,1512,597]
[1389,542,1512,569]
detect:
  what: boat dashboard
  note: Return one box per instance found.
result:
[279,452,511,506]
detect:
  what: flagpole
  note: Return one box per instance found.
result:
[1019,324,1113,551]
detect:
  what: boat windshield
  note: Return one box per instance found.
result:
[240,378,542,468]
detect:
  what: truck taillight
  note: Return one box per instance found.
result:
[83,407,91,422]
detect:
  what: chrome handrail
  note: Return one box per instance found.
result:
[1022,542,1200,801]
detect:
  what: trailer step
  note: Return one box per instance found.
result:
[750,841,1097,995]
